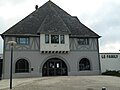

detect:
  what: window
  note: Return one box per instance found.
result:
[51,35,59,44]
[77,38,89,45]
[15,59,29,73]
[79,58,90,71]
[60,35,65,44]
[44,35,65,44]
[16,37,29,45]
[45,34,49,44]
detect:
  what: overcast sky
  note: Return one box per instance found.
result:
[0,0,120,53]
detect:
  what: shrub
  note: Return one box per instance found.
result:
[102,70,120,77]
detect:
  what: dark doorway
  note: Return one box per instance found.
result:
[0,59,3,80]
[42,58,68,76]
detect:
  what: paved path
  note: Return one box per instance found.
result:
[0,76,120,90]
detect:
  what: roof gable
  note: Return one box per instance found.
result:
[2,0,100,38]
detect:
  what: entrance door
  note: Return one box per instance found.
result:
[42,58,68,76]
[0,59,3,80]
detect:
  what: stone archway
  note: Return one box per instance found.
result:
[42,58,68,76]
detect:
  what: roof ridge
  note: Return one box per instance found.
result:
[48,0,72,17]
[57,14,71,34]
[37,14,71,34]
[37,15,49,33]
[80,22,100,37]
[72,17,100,37]
[49,3,71,34]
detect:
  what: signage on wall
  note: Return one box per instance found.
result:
[101,54,118,59]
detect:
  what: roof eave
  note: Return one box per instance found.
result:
[70,34,101,38]
[1,34,40,38]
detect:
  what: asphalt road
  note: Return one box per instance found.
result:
[0,76,120,90]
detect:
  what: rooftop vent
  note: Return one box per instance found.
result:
[35,5,38,10]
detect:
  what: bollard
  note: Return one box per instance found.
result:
[102,87,106,90]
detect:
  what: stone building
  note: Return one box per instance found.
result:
[1,1,101,79]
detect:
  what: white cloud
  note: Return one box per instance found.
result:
[100,42,120,53]
[0,1,32,20]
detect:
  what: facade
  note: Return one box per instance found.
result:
[100,53,120,72]
[1,1,101,79]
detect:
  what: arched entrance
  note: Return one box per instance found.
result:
[42,58,68,76]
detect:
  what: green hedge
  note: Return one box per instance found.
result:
[102,70,120,77]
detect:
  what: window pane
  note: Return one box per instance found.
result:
[45,34,49,43]
[51,35,59,44]
[60,35,65,44]
[15,59,29,73]
[16,38,19,44]
[20,38,26,44]
[79,58,90,71]
[16,37,29,45]
[77,38,89,45]
[26,38,29,44]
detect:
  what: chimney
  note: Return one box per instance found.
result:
[35,5,38,10]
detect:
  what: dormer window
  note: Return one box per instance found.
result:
[41,34,69,52]
[16,37,29,45]
[45,34,65,44]
[51,35,59,44]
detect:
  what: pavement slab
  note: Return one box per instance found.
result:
[0,76,120,90]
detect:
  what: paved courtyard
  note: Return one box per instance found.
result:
[0,75,120,90]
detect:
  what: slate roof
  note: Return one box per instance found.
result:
[1,0,100,38]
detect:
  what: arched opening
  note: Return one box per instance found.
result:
[79,58,91,71]
[42,58,68,76]
[15,59,29,73]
